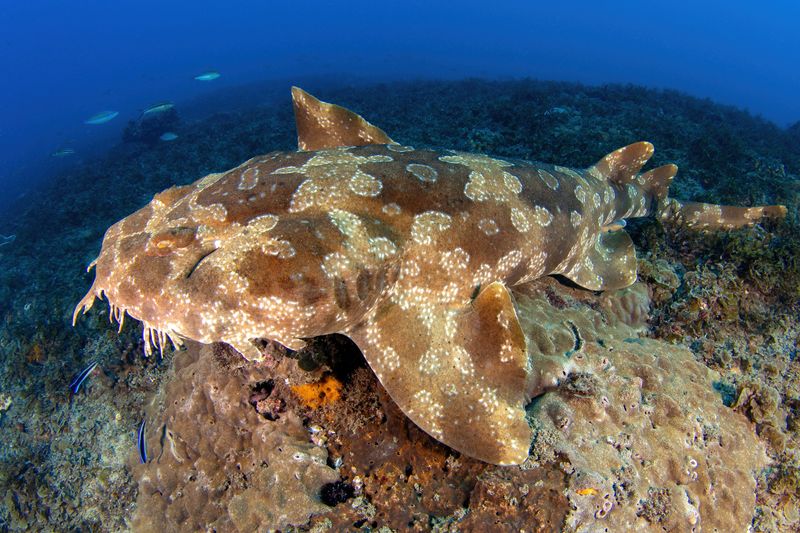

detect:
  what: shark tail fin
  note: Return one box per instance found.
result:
[658,199,787,230]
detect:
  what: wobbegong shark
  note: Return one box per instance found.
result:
[74,87,786,465]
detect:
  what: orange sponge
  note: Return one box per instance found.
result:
[291,375,342,409]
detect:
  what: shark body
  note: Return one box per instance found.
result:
[75,88,785,464]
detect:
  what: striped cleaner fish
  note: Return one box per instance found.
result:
[69,360,98,395]
[73,88,786,465]
[137,419,148,464]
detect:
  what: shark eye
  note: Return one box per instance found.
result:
[148,227,196,256]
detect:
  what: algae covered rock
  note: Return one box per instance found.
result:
[129,278,769,532]
[515,279,769,532]
[131,344,338,532]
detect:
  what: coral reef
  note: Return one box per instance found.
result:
[515,279,768,531]
[132,343,339,532]
[0,393,10,412]
[0,78,797,530]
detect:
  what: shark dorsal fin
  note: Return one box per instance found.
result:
[589,141,654,185]
[291,87,395,151]
[639,163,678,202]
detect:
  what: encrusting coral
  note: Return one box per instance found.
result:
[127,277,770,531]
[515,278,768,531]
[132,344,338,532]
[291,374,343,409]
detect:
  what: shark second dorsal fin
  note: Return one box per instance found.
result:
[291,87,395,151]
[639,163,678,202]
[589,141,654,185]
[346,281,532,465]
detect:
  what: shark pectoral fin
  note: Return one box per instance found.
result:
[291,87,396,151]
[564,230,637,290]
[347,281,532,465]
[660,199,787,230]
[589,141,654,184]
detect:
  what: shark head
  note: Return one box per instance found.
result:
[74,165,401,359]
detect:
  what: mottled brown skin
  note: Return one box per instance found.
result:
[74,88,786,465]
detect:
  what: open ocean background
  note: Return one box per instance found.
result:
[1,1,799,215]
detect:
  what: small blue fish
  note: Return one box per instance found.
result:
[137,419,148,464]
[69,361,98,394]
[84,111,119,125]
[142,102,175,116]
[159,132,179,141]
[194,71,220,81]
[51,148,76,157]
[602,219,628,232]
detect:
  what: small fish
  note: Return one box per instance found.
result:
[602,219,627,232]
[69,361,98,394]
[194,71,220,81]
[142,102,175,116]
[159,132,179,141]
[84,111,119,125]
[51,148,76,157]
[0,234,16,247]
[137,419,148,463]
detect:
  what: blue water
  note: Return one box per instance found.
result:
[1,0,799,213]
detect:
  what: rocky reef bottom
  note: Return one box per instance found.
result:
[128,278,772,532]
[0,78,798,531]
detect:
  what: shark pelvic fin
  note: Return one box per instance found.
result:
[291,87,395,151]
[346,281,532,465]
[589,141,654,185]
[563,230,637,291]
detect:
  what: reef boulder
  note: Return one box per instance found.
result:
[517,279,769,531]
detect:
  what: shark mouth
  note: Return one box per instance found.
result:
[185,248,217,279]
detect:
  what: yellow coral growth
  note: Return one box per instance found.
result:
[26,343,45,364]
[291,375,342,409]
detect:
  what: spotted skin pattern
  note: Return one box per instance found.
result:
[74,88,786,465]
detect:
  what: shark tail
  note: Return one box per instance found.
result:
[658,198,787,230]
[590,142,785,230]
